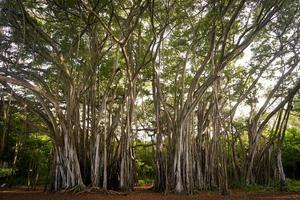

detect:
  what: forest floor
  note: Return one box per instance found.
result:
[1,185,300,200]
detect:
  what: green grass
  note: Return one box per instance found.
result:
[242,179,300,192]
[243,184,278,192]
[287,179,300,192]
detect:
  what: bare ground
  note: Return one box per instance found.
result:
[1,186,300,200]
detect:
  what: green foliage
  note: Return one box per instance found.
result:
[242,178,300,192]
[0,167,13,178]
[287,179,300,192]
[0,108,52,185]
[282,126,300,179]
[134,140,155,185]
[17,133,52,184]
[243,184,278,192]
[283,127,300,164]
[137,178,153,186]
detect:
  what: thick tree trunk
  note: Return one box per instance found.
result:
[152,60,166,191]
[0,97,11,163]
[103,110,108,191]
[277,150,286,191]
[53,127,84,191]
[91,132,101,187]
[173,125,184,193]
[119,93,135,191]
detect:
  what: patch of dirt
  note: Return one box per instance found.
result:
[1,187,300,200]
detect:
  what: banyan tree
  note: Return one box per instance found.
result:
[0,0,300,195]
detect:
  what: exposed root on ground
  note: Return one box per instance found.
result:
[74,187,128,196]
[75,187,100,195]
[107,190,129,196]
[59,184,87,194]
